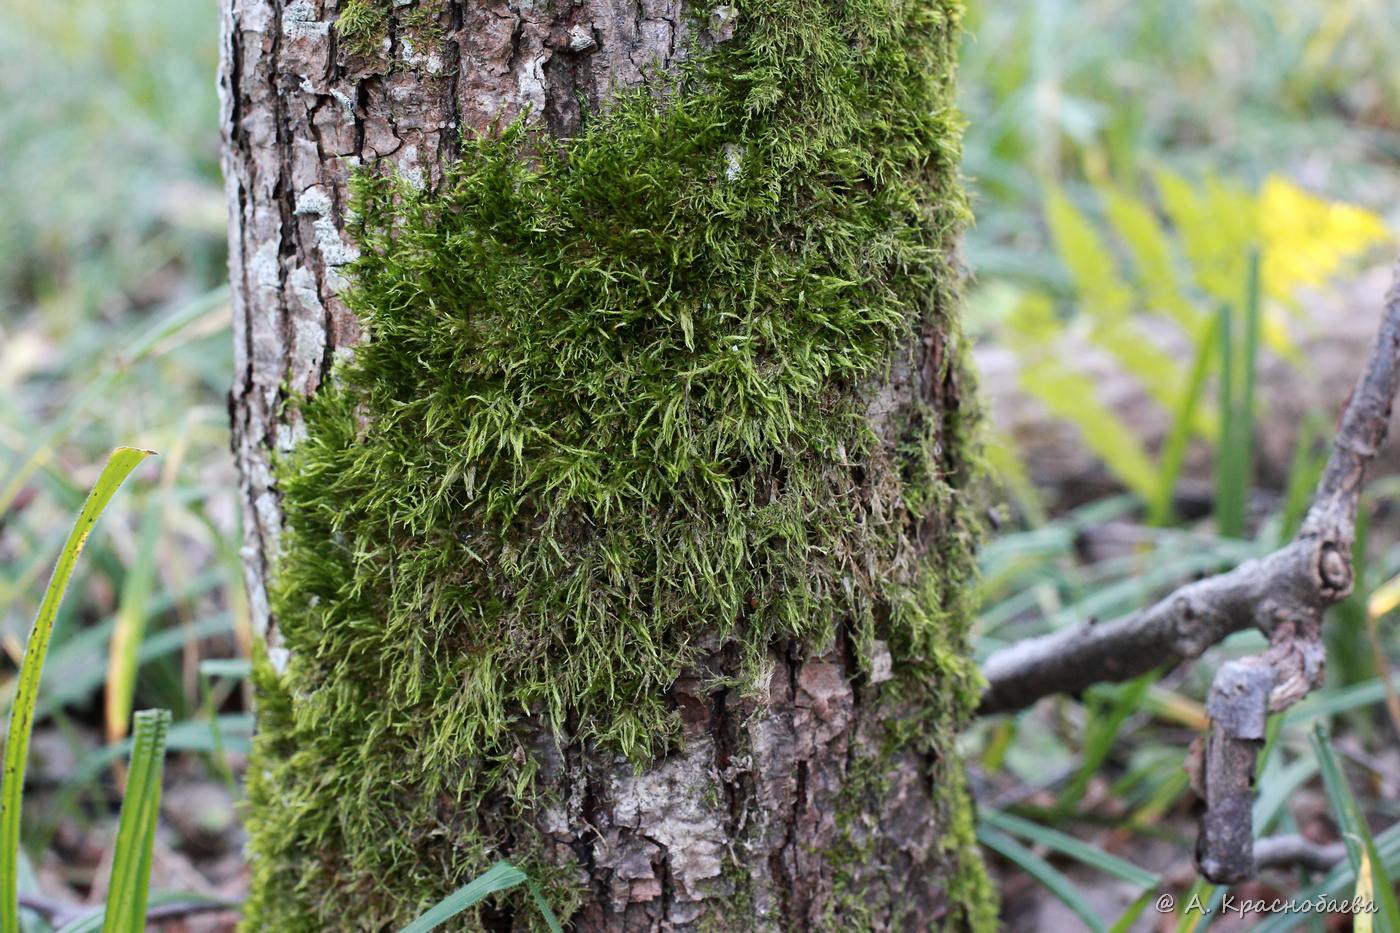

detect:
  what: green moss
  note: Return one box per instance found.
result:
[243,0,990,927]
[335,0,389,58]
[400,3,444,47]
[940,763,1001,933]
[336,1,444,62]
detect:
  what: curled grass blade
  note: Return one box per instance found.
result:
[1,446,153,932]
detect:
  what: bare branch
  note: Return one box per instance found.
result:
[978,541,1326,713]
[979,258,1400,715]
[1253,834,1349,873]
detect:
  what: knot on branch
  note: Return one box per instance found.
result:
[1316,543,1353,598]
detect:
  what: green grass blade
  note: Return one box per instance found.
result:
[1252,822,1400,933]
[978,823,1106,933]
[397,862,528,933]
[15,848,53,933]
[981,808,1159,888]
[1285,673,1400,725]
[1328,508,1377,688]
[197,659,251,679]
[1,446,153,932]
[1277,415,1327,545]
[1108,889,1155,933]
[525,879,564,933]
[1056,674,1155,819]
[1172,879,1217,933]
[197,670,237,796]
[102,708,171,933]
[1243,246,1265,535]
[1240,248,1261,497]
[1254,755,1317,835]
[0,608,231,728]
[1310,724,1400,931]
[1214,302,1243,538]
[1150,313,1220,526]
[1311,725,1362,875]
[1215,251,1260,540]
[33,714,254,852]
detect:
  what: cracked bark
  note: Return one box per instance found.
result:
[220,1,977,928]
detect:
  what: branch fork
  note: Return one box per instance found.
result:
[981,257,1400,884]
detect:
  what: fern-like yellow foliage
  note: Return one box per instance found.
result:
[992,170,1391,508]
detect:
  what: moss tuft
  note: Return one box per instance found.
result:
[335,0,390,58]
[242,0,991,927]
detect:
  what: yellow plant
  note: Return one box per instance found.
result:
[994,171,1391,511]
[1259,175,1391,302]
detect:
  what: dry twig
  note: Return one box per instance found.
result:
[1253,833,1349,874]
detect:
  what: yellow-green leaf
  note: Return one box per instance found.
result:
[1046,187,1134,323]
[1100,184,1201,333]
[1355,843,1374,933]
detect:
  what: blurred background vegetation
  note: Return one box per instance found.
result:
[1,0,1398,929]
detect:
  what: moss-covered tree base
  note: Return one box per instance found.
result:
[227,0,994,927]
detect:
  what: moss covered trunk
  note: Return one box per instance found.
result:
[220,0,993,928]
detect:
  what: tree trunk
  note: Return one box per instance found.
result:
[219,0,994,929]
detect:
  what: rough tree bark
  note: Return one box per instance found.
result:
[220,0,992,929]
